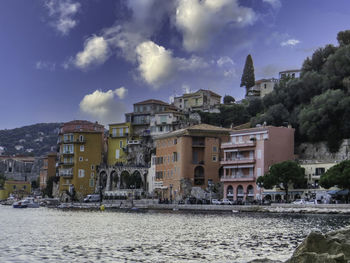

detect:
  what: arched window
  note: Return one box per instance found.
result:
[194,166,204,185]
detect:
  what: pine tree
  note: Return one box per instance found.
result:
[240,54,255,96]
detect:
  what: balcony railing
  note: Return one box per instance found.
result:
[62,151,74,155]
[59,169,73,177]
[221,141,256,149]
[192,142,205,147]
[220,158,255,165]
[220,175,255,182]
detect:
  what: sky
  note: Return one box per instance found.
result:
[1,0,350,129]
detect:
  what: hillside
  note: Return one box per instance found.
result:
[0,123,61,156]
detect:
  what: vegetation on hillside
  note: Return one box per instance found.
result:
[0,123,61,156]
[201,30,350,152]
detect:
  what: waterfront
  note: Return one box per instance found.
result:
[0,206,350,262]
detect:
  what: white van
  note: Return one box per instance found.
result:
[83,194,100,203]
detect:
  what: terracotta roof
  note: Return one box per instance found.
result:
[61,120,105,133]
[134,99,169,106]
[175,89,221,99]
[230,125,293,134]
[155,123,231,139]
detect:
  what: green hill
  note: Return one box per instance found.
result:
[0,123,61,156]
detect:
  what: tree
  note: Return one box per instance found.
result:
[320,160,350,203]
[240,54,255,95]
[337,30,350,46]
[223,95,235,104]
[0,173,5,188]
[257,161,306,202]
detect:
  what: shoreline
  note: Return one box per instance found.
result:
[50,202,350,214]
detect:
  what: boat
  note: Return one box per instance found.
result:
[13,201,28,208]
[13,198,40,208]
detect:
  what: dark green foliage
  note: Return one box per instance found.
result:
[320,160,350,190]
[43,176,59,198]
[246,97,263,117]
[251,103,289,127]
[0,123,61,156]
[240,54,255,95]
[257,161,306,202]
[301,45,337,75]
[337,30,350,46]
[0,173,5,188]
[223,95,235,104]
[299,89,350,152]
[199,104,250,128]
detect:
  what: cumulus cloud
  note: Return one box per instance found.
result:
[135,41,209,88]
[217,56,234,67]
[174,0,256,52]
[281,39,300,47]
[216,56,236,77]
[182,84,191,94]
[115,87,128,99]
[79,89,127,125]
[35,61,56,71]
[45,0,81,35]
[74,36,110,69]
[262,0,282,10]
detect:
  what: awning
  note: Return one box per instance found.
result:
[327,190,339,195]
[337,189,349,196]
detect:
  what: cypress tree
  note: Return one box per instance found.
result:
[240,54,255,95]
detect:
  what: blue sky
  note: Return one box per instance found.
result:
[1,0,350,129]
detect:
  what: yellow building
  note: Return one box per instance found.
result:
[0,180,31,200]
[57,120,104,200]
[107,122,133,165]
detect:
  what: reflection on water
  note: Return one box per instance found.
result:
[0,206,349,263]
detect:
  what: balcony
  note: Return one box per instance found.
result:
[220,158,255,165]
[128,140,140,145]
[110,133,127,138]
[59,169,73,178]
[220,175,255,182]
[221,141,256,149]
[62,152,74,156]
[62,161,74,166]
[192,142,205,147]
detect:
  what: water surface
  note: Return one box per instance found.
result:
[0,206,349,262]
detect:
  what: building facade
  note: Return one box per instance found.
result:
[107,122,132,165]
[221,126,295,202]
[0,180,31,200]
[57,120,104,200]
[39,152,56,190]
[173,89,221,113]
[154,124,230,200]
[301,161,337,188]
[279,69,301,79]
[247,78,279,98]
[150,111,185,136]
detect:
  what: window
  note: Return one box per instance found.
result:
[174,139,177,144]
[257,150,262,160]
[91,165,94,170]
[13,185,16,190]
[119,128,123,136]
[212,155,217,162]
[63,144,74,154]
[116,149,120,159]
[79,135,84,142]
[79,156,83,162]
[78,169,85,178]
[126,127,129,134]
[89,179,94,187]
[173,152,178,162]
[112,128,117,137]
[80,145,84,152]
[91,172,94,178]
[213,146,217,152]
[119,140,123,148]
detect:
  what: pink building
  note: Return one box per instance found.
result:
[221,126,294,202]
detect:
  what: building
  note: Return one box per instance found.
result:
[107,122,132,165]
[173,89,221,113]
[154,124,231,200]
[150,111,185,136]
[39,152,56,190]
[57,120,105,200]
[247,78,279,98]
[221,126,294,202]
[300,161,337,188]
[279,69,301,79]
[0,155,39,182]
[125,99,177,136]
[0,180,31,200]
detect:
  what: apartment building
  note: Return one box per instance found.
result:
[57,120,104,200]
[154,124,231,200]
[39,152,56,190]
[247,78,279,98]
[150,111,185,136]
[173,89,221,113]
[221,126,294,202]
[107,122,132,165]
[279,69,301,79]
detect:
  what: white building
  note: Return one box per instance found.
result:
[150,111,185,136]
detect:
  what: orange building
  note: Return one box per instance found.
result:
[154,124,231,200]
[39,152,57,190]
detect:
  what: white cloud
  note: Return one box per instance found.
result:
[182,84,191,94]
[115,87,128,99]
[45,0,81,35]
[281,39,300,47]
[217,56,234,67]
[216,56,235,77]
[79,89,126,125]
[135,41,209,88]
[262,0,281,10]
[35,61,56,71]
[74,36,109,69]
[175,0,256,52]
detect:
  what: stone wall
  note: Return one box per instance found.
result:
[297,139,350,162]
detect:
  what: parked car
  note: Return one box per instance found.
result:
[83,194,101,203]
[292,199,305,205]
[221,199,233,205]
[211,199,221,205]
